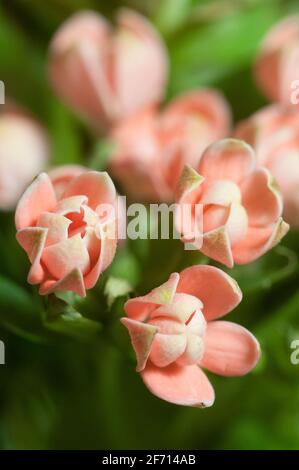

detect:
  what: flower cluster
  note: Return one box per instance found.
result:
[10,10,299,408]
[109,90,231,201]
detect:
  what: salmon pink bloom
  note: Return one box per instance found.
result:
[49,9,168,131]
[176,139,289,267]
[121,267,260,407]
[109,90,231,201]
[15,170,117,297]
[235,105,299,227]
[255,15,299,105]
[0,109,49,211]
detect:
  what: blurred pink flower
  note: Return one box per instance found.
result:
[176,139,289,267]
[0,109,49,211]
[255,15,299,105]
[49,9,168,131]
[121,266,260,407]
[235,105,299,227]
[109,90,231,201]
[15,170,117,297]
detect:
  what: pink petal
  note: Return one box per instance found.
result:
[255,48,282,102]
[40,268,86,297]
[234,106,299,228]
[111,156,171,202]
[98,220,117,272]
[200,321,260,376]
[268,148,299,227]
[141,362,215,407]
[161,143,186,194]
[41,234,90,280]
[186,310,207,336]
[36,212,70,246]
[121,317,158,371]
[177,311,207,366]
[201,180,241,206]
[162,90,231,137]
[114,8,168,118]
[280,42,299,105]
[198,139,255,184]
[83,205,99,226]
[49,11,117,129]
[48,164,86,199]
[202,226,234,268]
[16,227,48,284]
[232,217,289,264]
[63,171,116,211]
[177,335,204,366]
[149,317,185,335]
[241,168,283,227]
[83,220,117,289]
[175,165,204,247]
[254,15,299,102]
[177,265,242,321]
[225,202,248,246]
[177,312,206,366]
[150,333,187,368]
[15,173,57,230]
[56,195,88,215]
[151,293,203,323]
[161,89,231,167]
[234,105,299,166]
[84,227,101,266]
[234,116,258,149]
[203,205,229,233]
[110,107,158,167]
[203,202,247,250]
[124,272,179,321]
[175,164,204,205]
[0,111,49,211]
[109,107,172,201]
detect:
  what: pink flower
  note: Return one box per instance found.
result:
[109,90,231,201]
[48,9,168,131]
[121,266,260,407]
[15,170,118,297]
[175,139,289,267]
[0,109,49,211]
[235,105,299,227]
[255,15,299,105]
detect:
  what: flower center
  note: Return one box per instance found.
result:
[148,301,207,368]
[66,209,87,238]
[201,180,248,246]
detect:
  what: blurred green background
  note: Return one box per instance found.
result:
[1,0,299,450]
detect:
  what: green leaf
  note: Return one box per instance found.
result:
[0,276,45,342]
[168,2,281,95]
[0,5,46,114]
[154,0,195,35]
[48,99,83,165]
